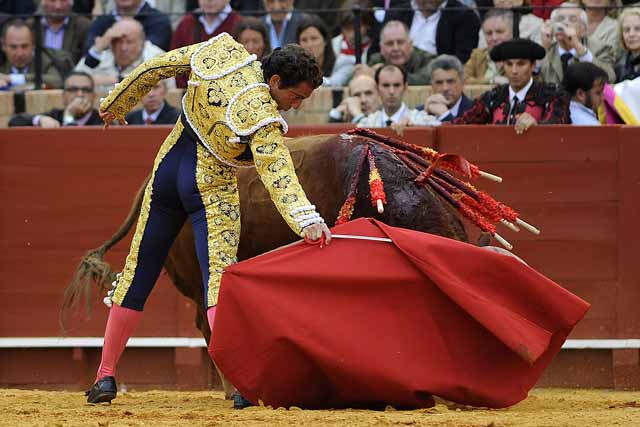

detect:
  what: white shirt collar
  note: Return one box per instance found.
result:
[41,16,70,29]
[558,45,577,57]
[438,96,462,121]
[142,102,165,123]
[265,12,293,27]
[381,103,408,125]
[198,4,232,35]
[509,78,533,104]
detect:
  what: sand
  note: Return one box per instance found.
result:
[1,388,639,427]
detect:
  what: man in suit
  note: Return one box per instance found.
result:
[85,0,172,53]
[464,9,513,85]
[419,54,473,122]
[261,0,305,49]
[28,0,91,64]
[390,0,480,64]
[75,18,169,92]
[328,74,381,123]
[0,19,72,90]
[539,2,615,85]
[9,71,102,127]
[453,39,570,133]
[364,20,435,85]
[358,64,439,128]
[125,80,180,125]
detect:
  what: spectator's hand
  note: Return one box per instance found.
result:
[514,112,537,135]
[38,115,61,128]
[353,64,375,78]
[564,26,585,55]
[425,94,449,116]
[94,24,127,52]
[99,110,127,129]
[0,74,11,87]
[541,21,553,50]
[344,96,364,118]
[391,117,410,136]
[65,96,92,118]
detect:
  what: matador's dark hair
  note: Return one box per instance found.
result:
[261,44,324,89]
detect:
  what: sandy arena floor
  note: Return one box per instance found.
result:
[0,388,639,427]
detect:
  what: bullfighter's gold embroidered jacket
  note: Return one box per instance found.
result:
[99,33,322,236]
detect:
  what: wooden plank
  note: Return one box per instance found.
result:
[24,90,64,114]
[437,125,620,162]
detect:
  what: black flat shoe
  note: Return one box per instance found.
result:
[85,376,117,404]
[232,391,253,409]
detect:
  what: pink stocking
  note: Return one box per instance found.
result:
[96,304,142,381]
[206,306,217,360]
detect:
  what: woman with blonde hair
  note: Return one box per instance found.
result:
[615,7,640,82]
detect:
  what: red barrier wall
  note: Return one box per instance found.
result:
[0,125,638,390]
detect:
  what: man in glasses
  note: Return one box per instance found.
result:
[9,71,102,127]
[539,2,615,85]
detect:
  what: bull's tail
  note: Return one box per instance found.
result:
[60,174,150,327]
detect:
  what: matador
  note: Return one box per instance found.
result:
[86,34,332,405]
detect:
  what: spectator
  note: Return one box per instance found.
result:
[170,0,242,50]
[615,7,640,82]
[579,0,620,55]
[420,54,473,121]
[453,39,570,132]
[365,20,435,85]
[8,71,102,127]
[85,0,172,53]
[125,80,180,125]
[328,9,373,87]
[296,14,335,83]
[0,19,71,90]
[401,0,480,64]
[368,0,412,55]
[540,3,616,85]
[75,18,168,91]
[28,0,91,65]
[465,9,514,84]
[478,0,542,46]
[562,61,608,125]
[358,64,439,127]
[233,17,271,59]
[261,0,305,49]
[328,74,381,123]
[530,0,564,20]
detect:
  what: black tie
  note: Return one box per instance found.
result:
[561,52,573,74]
[509,96,519,125]
[385,119,393,127]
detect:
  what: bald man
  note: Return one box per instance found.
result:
[329,74,382,123]
[75,18,170,92]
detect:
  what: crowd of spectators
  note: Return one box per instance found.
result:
[0,0,638,128]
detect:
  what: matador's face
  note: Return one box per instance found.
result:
[267,75,315,111]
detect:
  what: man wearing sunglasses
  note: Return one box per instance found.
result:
[9,71,102,127]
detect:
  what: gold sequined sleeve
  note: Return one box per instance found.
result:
[250,123,323,237]
[99,43,203,119]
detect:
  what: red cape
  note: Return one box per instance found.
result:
[211,218,589,409]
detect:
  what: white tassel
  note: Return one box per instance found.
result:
[376,199,384,214]
[500,219,520,232]
[493,233,513,251]
[479,170,503,183]
[515,218,541,235]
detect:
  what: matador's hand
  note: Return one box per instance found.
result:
[302,222,332,246]
[99,110,127,129]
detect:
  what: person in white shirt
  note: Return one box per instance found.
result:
[328,74,381,123]
[562,61,608,125]
[358,64,439,128]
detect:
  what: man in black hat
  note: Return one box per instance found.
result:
[452,38,570,134]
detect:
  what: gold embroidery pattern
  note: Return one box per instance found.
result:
[191,34,252,78]
[206,80,229,107]
[194,143,241,307]
[112,122,185,306]
[100,43,202,119]
[227,85,281,135]
[250,123,314,236]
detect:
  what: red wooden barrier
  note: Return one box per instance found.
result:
[0,125,638,390]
